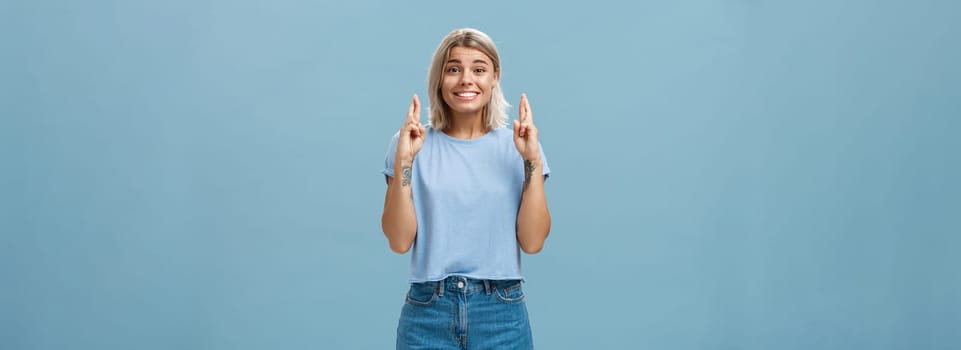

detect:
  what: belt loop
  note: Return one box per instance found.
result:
[483,280,491,295]
[437,279,445,297]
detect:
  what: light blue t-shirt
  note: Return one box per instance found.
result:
[383,126,550,283]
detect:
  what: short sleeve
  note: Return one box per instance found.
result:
[382,132,400,184]
[539,142,551,180]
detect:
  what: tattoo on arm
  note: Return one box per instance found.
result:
[523,160,536,191]
[401,165,412,187]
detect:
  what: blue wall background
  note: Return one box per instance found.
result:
[2,0,959,349]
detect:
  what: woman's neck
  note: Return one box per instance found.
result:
[444,111,488,139]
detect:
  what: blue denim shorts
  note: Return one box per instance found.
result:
[396,275,533,350]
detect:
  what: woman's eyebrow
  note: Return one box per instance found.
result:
[446,59,489,65]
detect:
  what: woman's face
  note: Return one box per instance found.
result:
[441,46,498,118]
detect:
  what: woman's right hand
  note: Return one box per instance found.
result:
[396,94,427,163]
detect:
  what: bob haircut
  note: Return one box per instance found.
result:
[427,28,510,131]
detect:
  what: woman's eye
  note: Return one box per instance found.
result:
[474,68,486,73]
[447,67,461,73]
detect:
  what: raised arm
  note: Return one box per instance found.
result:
[382,95,427,254]
[513,93,551,254]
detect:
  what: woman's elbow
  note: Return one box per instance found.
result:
[521,244,543,254]
[519,238,545,254]
[384,229,413,254]
[518,220,550,254]
[382,225,414,254]
[389,239,413,254]
[381,217,413,254]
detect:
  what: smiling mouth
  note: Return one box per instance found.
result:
[454,92,479,98]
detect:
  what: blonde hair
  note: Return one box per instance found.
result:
[427,28,509,131]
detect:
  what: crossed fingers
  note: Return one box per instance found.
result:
[517,93,535,137]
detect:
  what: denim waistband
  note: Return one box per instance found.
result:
[415,275,521,296]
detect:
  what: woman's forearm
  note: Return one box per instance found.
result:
[516,159,551,254]
[381,158,418,254]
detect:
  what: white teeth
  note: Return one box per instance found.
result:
[456,92,478,97]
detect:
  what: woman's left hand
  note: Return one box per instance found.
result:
[513,93,540,161]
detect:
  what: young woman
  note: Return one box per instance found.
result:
[382,28,551,350]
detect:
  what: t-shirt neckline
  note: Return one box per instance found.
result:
[433,127,498,144]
